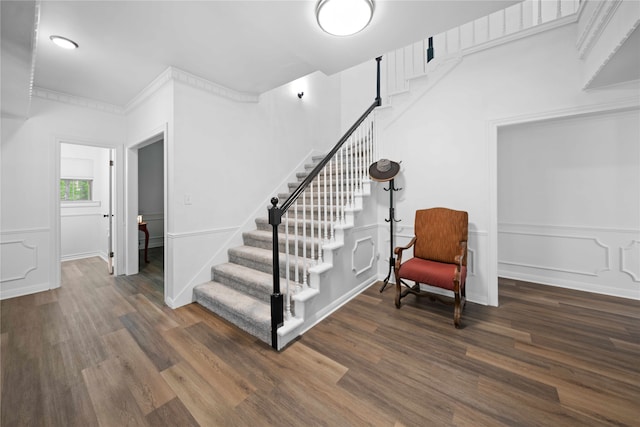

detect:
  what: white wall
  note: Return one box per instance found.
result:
[1,97,126,299]
[60,143,111,261]
[498,109,640,299]
[138,140,164,249]
[166,70,342,307]
[125,78,173,278]
[340,22,640,305]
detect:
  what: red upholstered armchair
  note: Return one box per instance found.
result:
[394,208,468,327]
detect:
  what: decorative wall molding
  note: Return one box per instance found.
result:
[60,212,104,218]
[1,227,50,236]
[0,240,38,282]
[167,225,239,240]
[499,229,611,276]
[351,237,376,276]
[467,247,476,276]
[32,87,124,114]
[620,240,640,282]
[499,222,639,234]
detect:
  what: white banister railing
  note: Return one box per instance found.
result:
[276,112,377,328]
[384,0,581,98]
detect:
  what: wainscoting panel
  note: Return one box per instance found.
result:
[0,228,52,299]
[498,223,640,299]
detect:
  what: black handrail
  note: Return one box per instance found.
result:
[268,56,382,349]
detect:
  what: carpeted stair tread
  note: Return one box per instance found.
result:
[228,245,314,276]
[194,282,270,344]
[212,262,272,302]
[243,229,324,254]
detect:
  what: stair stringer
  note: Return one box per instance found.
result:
[276,180,380,349]
[379,53,463,131]
[169,149,324,308]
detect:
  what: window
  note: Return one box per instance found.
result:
[60,179,92,201]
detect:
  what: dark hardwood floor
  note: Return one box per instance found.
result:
[2,249,639,426]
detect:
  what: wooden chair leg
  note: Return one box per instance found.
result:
[454,290,462,328]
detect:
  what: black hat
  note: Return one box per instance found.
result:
[369,159,400,182]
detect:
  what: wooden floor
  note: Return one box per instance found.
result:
[2,248,639,426]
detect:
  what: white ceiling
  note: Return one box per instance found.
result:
[2,0,518,116]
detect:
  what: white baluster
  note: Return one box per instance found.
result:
[302,188,307,288]
[294,199,300,292]
[331,157,336,241]
[310,178,314,264]
[472,20,476,45]
[556,0,562,19]
[358,126,363,191]
[502,9,506,36]
[317,172,323,264]
[350,137,355,206]
[324,159,328,243]
[340,145,345,224]
[284,211,291,320]
[537,0,542,24]
[443,32,448,56]
[486,15,490,41]
[422,38,426,74]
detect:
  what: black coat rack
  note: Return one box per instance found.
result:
[380,178,401,292]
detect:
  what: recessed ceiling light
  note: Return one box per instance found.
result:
[316,0,373,36]
[50,35,79,50]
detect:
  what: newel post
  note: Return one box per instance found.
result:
[375,56,382,106]
[268,197,284,349]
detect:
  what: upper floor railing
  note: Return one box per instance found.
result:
[385,0,582,96]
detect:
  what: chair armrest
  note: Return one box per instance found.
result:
[394,237,416,270]
[454,241,467,269]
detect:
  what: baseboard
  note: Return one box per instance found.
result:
[61,251,106,262]
[498,271,640,300]
[0,281,51,300]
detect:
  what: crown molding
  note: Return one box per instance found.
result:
[582,17,640,89]
[32,87,125,114]
[169,67,259,104]
[28,0,42,113]
[33,66,260,116]
[124,66,259,113]
[576,0,622,59]
[123,67,174,114]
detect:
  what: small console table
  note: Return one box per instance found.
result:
[138,222,149,263]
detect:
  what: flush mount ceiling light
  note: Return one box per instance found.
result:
[50,35,79,50]
[316,0,374,36]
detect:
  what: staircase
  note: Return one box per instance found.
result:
[193,149,373,348]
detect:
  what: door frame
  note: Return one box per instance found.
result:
[53,138,125,287]
[126,124,168,303]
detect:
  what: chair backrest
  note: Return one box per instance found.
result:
[414,208,468,265]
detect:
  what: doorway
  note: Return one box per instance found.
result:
[126,127,168,304]
[137,138,165,282]
[57,141,118,276]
